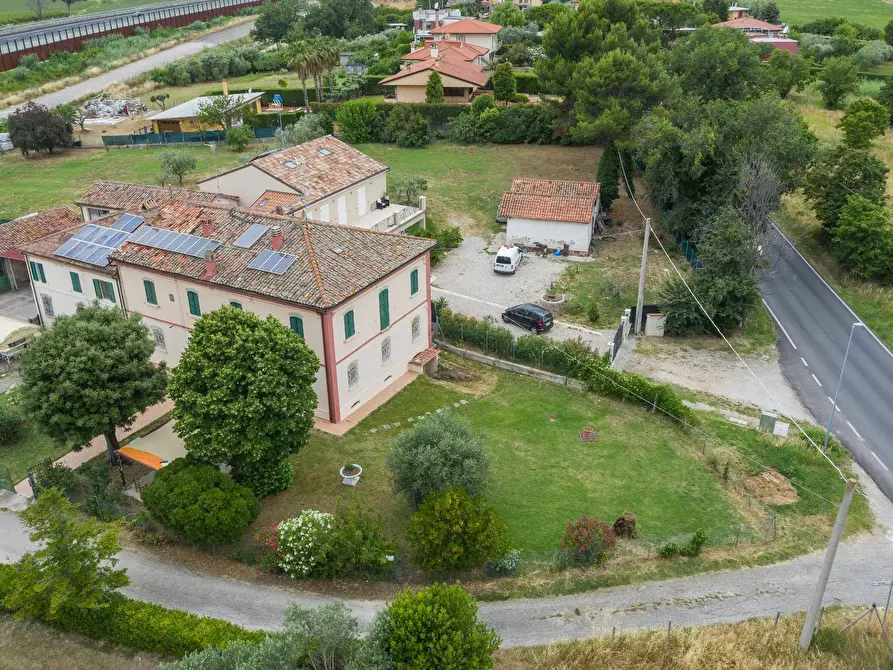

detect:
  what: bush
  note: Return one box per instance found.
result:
[29,458,78,496]
[386,412,490,508]
[658,529,707,558]
[335,99,381,142]
[486,549,521,577]
[514,93,530,103]
[274,112,328,148]
[364,583,500,668]
[253,523,281,575]
[232,455,293,498]
[324,505,397,579]
[141,459,259,546]
[407,487,509,574]
[798,425,848,461]
[383,105,429,148]
[405,219,463,264]
[560,516,616,566]
[277,510,334,578]
[225,126,254,152]
[854,40,893,70]
[0,400,26,444]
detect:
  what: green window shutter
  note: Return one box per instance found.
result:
[230,301,242,309]
[379,289,390,330]
[290,315,304,338]
[144,279,157,305]
[187,290,201,316]
[37,263,46,283]
[410,269,419,296]
[29,261,39,282]
[70,272,81,293]
[344,310,355,339]
[106,282,116,304]
[93,278,102,298]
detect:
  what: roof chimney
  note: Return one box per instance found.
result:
[271,225,284,250]
[430,43,438,59]
[201,218,214,237]
[275,205,285,215]
[203,249,218,280]
[222,79,229,96]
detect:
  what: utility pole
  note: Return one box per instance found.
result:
[799,478,857,650]
[824,322,863,451]
[634,218,651,336]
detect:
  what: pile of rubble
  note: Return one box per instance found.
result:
[82,94,148,119]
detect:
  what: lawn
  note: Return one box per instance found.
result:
[0,394,68,482]
[775,0,893,28]
[0,616,160,670]
[0,146,261,219]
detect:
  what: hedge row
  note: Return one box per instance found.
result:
[204,86,322,106]
[436,306,696,424]
[312,100,469,125]
[0,564,263,657]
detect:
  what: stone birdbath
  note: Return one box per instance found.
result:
[340,463,362,487]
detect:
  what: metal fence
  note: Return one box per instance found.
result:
[101,126,275,146]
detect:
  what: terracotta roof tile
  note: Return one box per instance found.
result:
[380,56,489,87]
[109,201,435,310]
[0,206,82,259]
[717,17,782,31]
[249,190,306,215]
[511,179,600,199]
[76,181,237,211]
[243,136,388,205]
[431,18,502,34]
[498,180,601,225]
[403,40,487,62]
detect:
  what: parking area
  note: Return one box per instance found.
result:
[431,236,613,353]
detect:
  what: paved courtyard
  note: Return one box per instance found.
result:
[0,287,37,322]
[431,236,613,353]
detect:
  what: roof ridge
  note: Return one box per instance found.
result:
[300,221,329,309]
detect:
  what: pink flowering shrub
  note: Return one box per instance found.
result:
[253,523,282,575]
[560,516,616,566]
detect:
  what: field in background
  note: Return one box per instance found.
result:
[776,0,893,28]
[0,0,193,27]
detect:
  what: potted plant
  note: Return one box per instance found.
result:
[339,463,362,486]
[581,427,595,440]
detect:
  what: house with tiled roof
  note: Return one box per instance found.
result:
[197,136,427,234]
[430,18,502,62]
[108,200,438,425]
[76,181,238,222]
[715,6,797,53]
[381,42,490,103]
[498,179,601,255]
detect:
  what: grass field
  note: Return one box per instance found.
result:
[0,0,185,27]
[0,394,69,482]
[776,0,893,28]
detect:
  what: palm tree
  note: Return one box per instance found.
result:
[285,40,317,110]
[317,37,343,101]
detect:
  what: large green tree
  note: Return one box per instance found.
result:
[763,49,811,99]
[303,0,375,38]
[492,62,517,105]
[490,2,525,28]
[701,0,728,20]
[285,39,321,110]
[839,97,890,149]
[19,304,168,461]
[817,56,859,109]
[833,195,893,280]
[666,26,764,102]
[3,489,128,620]
[803,145,889,237]
[251,0,308,43]
[169,307,319,496]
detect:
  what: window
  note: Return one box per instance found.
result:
[41,294,54,318]
[29,261,46,283]
[187,290,201,317]
[230,301,242,309]
[412,315,421,342]
[410,269,419,296]
[378,289,390,330]
[152,326,166,351]
[289,315,304,338]
[347,360,359,389]
[344,310,355,339]
[92,279,115,303]
[70,271,81,293]
[381,337,391,363]
[444,87,467,97]
[143,279,157,305]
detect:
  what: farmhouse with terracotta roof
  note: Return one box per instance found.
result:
[76,181,238,222]
[197,135,427,234]
[498,179,602,255]
[715,5,797,53]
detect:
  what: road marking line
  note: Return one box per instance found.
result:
[761,298,797,350]
[811,373,822,387]
[847,420,865,442]
[827,397,843,413]
[801,357,809,368]
[872,452,889,471]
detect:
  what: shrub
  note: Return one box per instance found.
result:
[0,400,26,444]
[425,70,445,103]
[29,458,78,496]
[160,150,197,184]
[141,459,259,546]
[560,516,616,566]
[386,412,490,508]
[274,112,328,148]
[335,99,381,142]
[472,94,495,116]
[232,455,293,498]
[407,487,509,574]
[854,40,893,70]
[253,523,281,575]
[364,583,500,668]
[486,549,521,577]
[225,126,254,152]
[277,510,334,578]
[658,529,707,559]
[324,504,397,578]
[514,93,529,103]
[384,105,429,148]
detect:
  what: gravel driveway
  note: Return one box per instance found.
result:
[432,236,613,353]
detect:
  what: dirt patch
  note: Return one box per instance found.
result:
[446,213,476,235]
[745,469,798,506]
[428,353,498,397]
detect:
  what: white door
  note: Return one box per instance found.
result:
[337,196,347,225]
[358,186,367,216]
[319,204,330,222]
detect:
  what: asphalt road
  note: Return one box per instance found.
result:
[0,20,253,118]
[760,224,893,503]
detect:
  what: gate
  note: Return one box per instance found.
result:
[0,464,14,492]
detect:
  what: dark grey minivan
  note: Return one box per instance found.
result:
[501,304,554,333]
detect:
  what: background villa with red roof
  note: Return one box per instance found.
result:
[716,5,797,53]
[430,18,502,63]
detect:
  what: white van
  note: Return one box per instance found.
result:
[493,244,523,274]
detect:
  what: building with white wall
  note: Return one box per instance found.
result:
[197,136,426,233]
[498,179,601,256]
[430,18,502,63]
[413,8,463,37]
[108,200,437,426]
[76,181,238,222]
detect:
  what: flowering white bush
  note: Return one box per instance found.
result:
[277,510,334,578]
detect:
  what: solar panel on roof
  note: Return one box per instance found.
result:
[111,213,144,233]
[234,224,270,249]
[247,249,296,275]
[127,225,220,258]
[52,223,133,268]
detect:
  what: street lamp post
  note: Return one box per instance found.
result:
[824,322,864,452]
